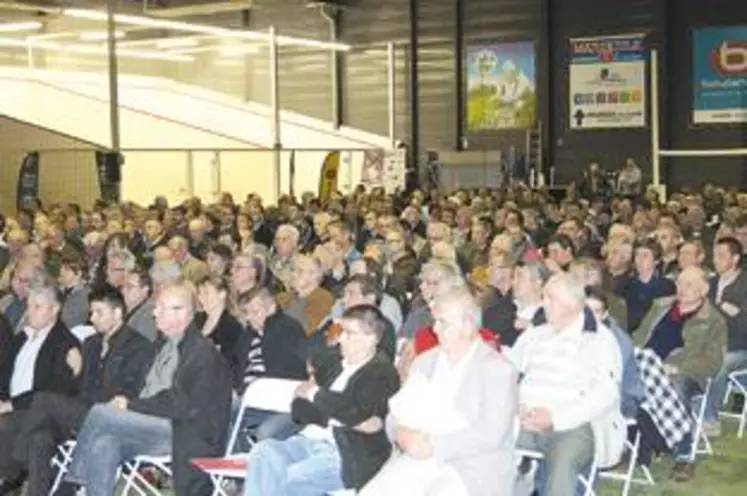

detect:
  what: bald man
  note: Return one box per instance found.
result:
[633,267,727,482]
[65,282,232,496]
[168,235,209,285]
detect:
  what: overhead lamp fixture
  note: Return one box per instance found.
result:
[0,21,42,33]
[63,8,351,52]
[156,37,198,49]
[79,30,125,41]
[0,37,194,63]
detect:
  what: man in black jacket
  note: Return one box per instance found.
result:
[242,304,400,495]
[11,286,154,496]
[0,282,82,493]
[235,286,308,441]
[64,281,232,496]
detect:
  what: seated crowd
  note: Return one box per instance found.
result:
[0,180,743,495]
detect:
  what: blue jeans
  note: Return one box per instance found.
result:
[230,399,302,453]
[243,435,343,496]
[65,404,172,496]
[705,350,747,423]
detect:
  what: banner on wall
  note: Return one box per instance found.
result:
[95,151,123,202]
[569,34,646,129]
[16,151,39,211]
[318,151,340,201]
[693,25,747,124]
[466,41,537,130]
[361,148,406,193]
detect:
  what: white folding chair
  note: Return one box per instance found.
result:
[199,386,259,496]
[515,448,598,496]
[50,439,77,495]
[195,378,300,496]
[721,368,747,438]
[690,378,714,461]
[120,454,172,496]
[598,418,655,496]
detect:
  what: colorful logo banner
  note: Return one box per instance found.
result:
[693,25,747,124]
[569,34,646,129]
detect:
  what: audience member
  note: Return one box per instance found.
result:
[242,305,400,495]
[509,274,625,494]
[64,282,232,495]
[12,286,153,496]
[633,267,727,481]
[0,281,83,493]
[363,288,517,496]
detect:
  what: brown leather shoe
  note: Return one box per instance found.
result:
[670,461,695,483]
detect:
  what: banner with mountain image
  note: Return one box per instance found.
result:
[466,41,537,130]
[569,33,646,129]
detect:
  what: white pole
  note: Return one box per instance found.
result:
[269,26,281,202]
[660,148,747,157]
[185,151,194,198]
[650,49,660,189]
[387,41,396,149]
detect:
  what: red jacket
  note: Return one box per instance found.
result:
[412,327,500,355]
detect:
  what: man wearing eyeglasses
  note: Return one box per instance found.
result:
[242,304,400,496]
[64,281,233,496]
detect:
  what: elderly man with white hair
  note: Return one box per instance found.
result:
[271,224,300,292]
[361,287,518,496]
[82,231,107,283]
[632,266,727,482]
[508,273,624,495]
[168,235,209,285]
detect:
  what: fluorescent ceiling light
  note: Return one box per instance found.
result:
[156,37,198,49]
[0,21,42,33]
[79,30,125,41]
[63,8,351,52]
[0,37,193,62]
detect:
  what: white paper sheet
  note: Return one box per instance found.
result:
[242,378,303,413]
[389,372,468,435]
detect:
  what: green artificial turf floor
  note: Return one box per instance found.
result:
[597,422,747,495]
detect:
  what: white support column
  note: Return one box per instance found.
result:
[650,49,660,189]
[387,41,396,149]
[269,26,282,202]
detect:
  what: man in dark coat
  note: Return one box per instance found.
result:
[12,286,154,496]
[0,283,82,493]
[64,281,232,496]
[242,305,400,494]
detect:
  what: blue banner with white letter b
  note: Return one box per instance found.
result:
[693,25,747,124]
